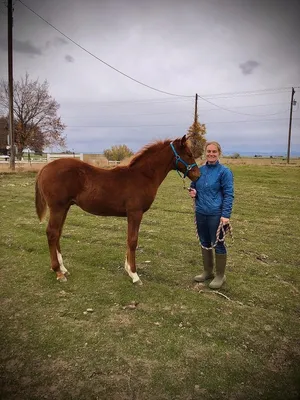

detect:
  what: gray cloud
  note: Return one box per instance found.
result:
[239,60,260,75]
[0,0,298,155]
[65,54,74,63]
[0,35,69,57]
[53,37,68,46]
[45,36,69,50]
[13,39,43,55]
[0,37,42,55]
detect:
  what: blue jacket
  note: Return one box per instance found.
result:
[190,161,234,218]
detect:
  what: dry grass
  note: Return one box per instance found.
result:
[1,155,299,173]
[0,165,300,399]
[0,162,46,173]
[222,156,300,166]
[83,153,109,167]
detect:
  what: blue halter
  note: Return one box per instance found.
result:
[170,142,197,179]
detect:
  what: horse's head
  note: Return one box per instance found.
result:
[170,135,200,181]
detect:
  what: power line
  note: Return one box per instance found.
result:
[61,91,295,107]
[196,94,290,117]
[62,103,290,119]
[206,117,300,125]
[66,98,193,107]
[200,87,293,99]
[207,107,290,117]
[67,117,299,129]
[18,0,193,98]
[17,0,300,116]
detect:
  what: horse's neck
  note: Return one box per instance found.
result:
[132,143,173,184]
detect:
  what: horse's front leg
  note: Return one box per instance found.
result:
[125,211,143,285]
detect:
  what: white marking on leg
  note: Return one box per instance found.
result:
[124,257,141,283]
[56,250,69,275]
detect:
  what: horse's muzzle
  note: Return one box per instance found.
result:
[188,167,200,181]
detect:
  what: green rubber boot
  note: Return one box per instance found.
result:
[194,248,214,282]
[209,253,227,289]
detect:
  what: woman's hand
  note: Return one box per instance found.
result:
[188,188,197,198]
[221,216,230,225]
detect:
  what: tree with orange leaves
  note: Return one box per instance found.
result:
[186,114,207,159]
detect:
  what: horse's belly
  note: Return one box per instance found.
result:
[88,208,127,217]
[76,198,127,217]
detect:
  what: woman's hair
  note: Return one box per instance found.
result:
[205,141,222,155]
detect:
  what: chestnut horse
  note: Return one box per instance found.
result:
[35,135,200,284]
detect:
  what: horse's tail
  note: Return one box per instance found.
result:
[35,171,47,222]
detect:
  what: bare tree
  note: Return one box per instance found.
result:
[0,72,66,158]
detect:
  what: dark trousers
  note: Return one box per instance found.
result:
[195,213,226,255]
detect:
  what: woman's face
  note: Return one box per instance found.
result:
[205,144,220,164]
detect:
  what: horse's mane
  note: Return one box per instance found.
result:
[129,139,171,167]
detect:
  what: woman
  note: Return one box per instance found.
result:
[189,141,234,289]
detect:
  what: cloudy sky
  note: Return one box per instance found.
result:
[0,0,299,155]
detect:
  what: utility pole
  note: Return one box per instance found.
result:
[8,0,15,170]
[194,93,198,124]
[287,87,295,164]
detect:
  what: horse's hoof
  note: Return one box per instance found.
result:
[57,274,67,282]
[134,279,143,286]
[64,271,70,277]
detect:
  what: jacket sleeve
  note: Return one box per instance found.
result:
[221,168,234,218]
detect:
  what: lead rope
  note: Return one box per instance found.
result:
[188,191,233,250]
[182,178,188,190]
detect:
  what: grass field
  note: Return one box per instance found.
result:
[0,165,300,400]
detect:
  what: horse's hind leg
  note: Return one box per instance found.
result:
[56,207,70,277]
[46,206,69,282]
[125,211,143,285]
[57,242,69,277]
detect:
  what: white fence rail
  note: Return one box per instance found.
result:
[0,154,122,166]
[108,160,121,166]
[0,153,84,164]
[47,153,83,162]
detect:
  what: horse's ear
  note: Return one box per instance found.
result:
[180,135,187,147]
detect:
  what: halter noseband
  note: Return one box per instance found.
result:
[170,142,197,179]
